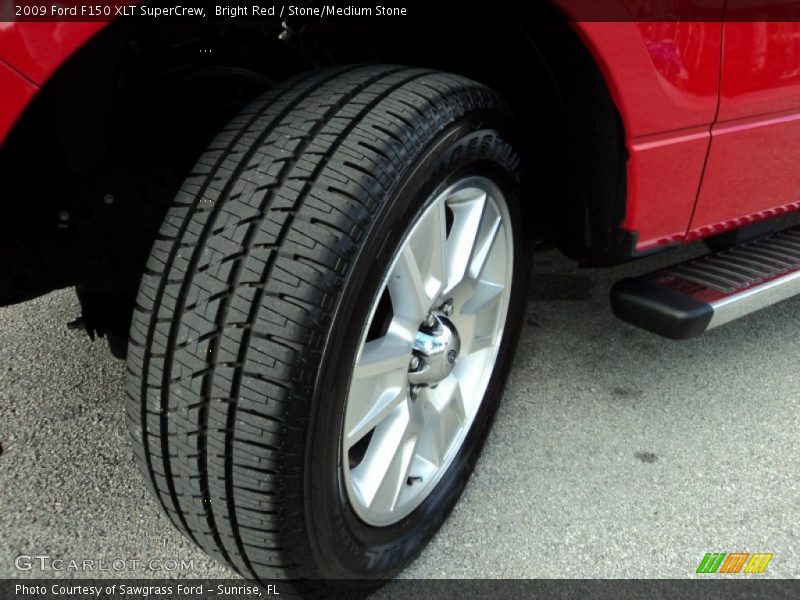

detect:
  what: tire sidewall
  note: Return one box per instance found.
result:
[305,111,529,583]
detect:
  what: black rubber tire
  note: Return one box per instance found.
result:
[126,65,528,593]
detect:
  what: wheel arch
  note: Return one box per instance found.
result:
[0,11,629,323]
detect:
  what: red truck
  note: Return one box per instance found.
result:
[2,2,799,591]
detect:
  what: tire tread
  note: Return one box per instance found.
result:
[126,65,503,587]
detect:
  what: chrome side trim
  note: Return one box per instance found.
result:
[708,268,800,329]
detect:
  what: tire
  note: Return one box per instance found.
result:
[126,65,529,592]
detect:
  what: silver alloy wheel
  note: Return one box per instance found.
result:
[342,175,514,527]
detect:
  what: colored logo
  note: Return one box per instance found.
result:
[696,552,773,574]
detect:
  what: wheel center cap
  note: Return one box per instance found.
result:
[409,314,460,385]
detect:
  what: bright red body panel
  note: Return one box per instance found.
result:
[0,21,106,85]
[689,14,800,239]
[0,21,105,141]
[573,17,723,251]
[3,9,800,255]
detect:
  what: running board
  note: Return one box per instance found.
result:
[611,226,800,339]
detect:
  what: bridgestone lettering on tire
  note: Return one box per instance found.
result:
[126,65,529,592]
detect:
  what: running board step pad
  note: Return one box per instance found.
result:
[611,227,800,339]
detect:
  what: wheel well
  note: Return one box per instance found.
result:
[0,10,626,338]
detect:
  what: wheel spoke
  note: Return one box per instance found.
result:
[370,425,421,514]
[416,376,466,466]
[388,246,431,324]
[454,281,504,355]
[387,201,448,323]
[413,200,448,296]
[351,406,420,513]
[468,202,503,282]
[345,334,411,445]
[444,189,487,292]
[445,188,505,289]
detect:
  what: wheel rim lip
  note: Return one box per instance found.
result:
[341,175,514,527]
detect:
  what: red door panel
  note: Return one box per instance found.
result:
[575,18,723,251]
[689,10,800,239]
[561,1,724,251]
